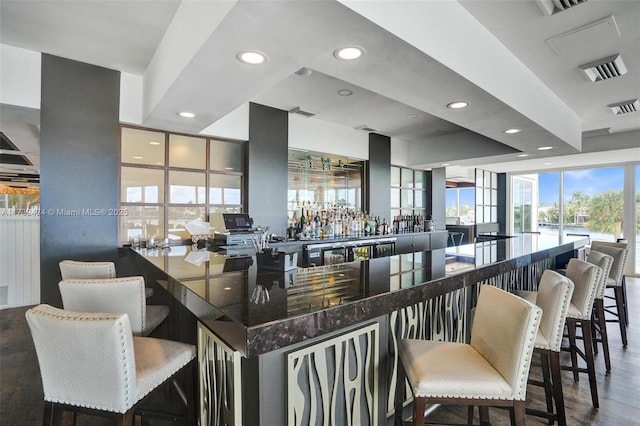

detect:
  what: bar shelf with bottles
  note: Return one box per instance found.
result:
[287,202,434,241]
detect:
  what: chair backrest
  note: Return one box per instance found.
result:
[590,241,628,287]
[59,260,116,280]
[535,270,574,352]
[565,258,600,319]
[59,276,146,335]
[471,285,542,401]
[25,304,137,413]
[586,250,614,299]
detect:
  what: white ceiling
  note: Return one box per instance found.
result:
[1,0,639,186]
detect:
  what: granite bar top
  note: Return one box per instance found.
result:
[132,233,587,358]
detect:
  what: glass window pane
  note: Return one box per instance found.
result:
[563,167,623,242]
[168,206,206,241]
[169,171,206,204]
[476,207,484,223]
[169,134,206,169]
[491,189,498,205]
[414,171,424,189]
[121,167,164,203]
[401,190,413,208]
[484,188,491,205]
[390,188,400,208]
[491,172,498,188]
[446,188,458,217]
[414,191,424,208]
[121,128,165,166]
[391,167,400,187]
[119,206,164,242]
[210,140,243,172]
[401,168,414,188]
[476,169,484,187]
[209,174,242,205]
[484,206,491,222]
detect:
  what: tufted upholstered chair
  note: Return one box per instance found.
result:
[59,276,169,337]
[26,304,195,425]
[59,260,153,298]
[396,285,542,426]
[520,270,574,426]
[586,250,614,371]
[589,241,629,346]
[563,258,601,408]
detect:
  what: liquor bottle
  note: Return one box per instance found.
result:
[299,206,306,233]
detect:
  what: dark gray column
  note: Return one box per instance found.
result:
[498,173,507,234]
[366,133,391,219]
[248,103,288,236]
[40,55,120,306]
[426,167,446,230]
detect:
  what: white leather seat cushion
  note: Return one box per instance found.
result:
[144,305,170,336]
[133,337,195,403]
[398,339,514,399]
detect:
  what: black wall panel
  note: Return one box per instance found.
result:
[426,167,446,230]
[366,133,391,219]
[40,55,120,306]
[248,103,288,236]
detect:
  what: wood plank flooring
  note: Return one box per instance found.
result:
[1,277,639,425]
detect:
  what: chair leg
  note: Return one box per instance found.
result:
[622,277,629,326]
[540,352,554,422]
[581,320,599,409]
[513,400,526,426]
[567,320,579,381]
[467,406,475,425]
[595,299,612,371]
[413,396,426,426]
[42,401,54,426]
[479,406,490,426]
[614,286,628,347]
[549,351,567,426]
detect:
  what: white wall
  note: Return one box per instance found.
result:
[390,137,408,166]
[0,44,40,108]
[200,102,249,141]
[119,72,143,124]
[0,217,40,308]
[289,114,369,159]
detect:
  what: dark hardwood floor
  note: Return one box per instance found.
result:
[1,277,639,425]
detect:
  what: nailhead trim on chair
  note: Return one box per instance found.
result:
[514,305,542,400]
[34,307,133,412]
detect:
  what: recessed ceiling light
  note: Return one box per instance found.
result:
[334,46,365,61]
[544,162,553,165]
[155,162,163,165]
[441,163,451,166]
[132,156,143,160]
[337,89,353,96]
[224,287,232,291]
[179,112,195,118]
[407,113,418,119]
[447,101,469,109]
[538,146,553,151]
[504,128,521,134]
[517,154,529,157]
[149,141,160,146]
[224,167,234,170]
[236,50,268,65]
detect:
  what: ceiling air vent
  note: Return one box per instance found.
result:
[607,99,639,115]
[355,125,378,132]
[536,0,587,15]
[289,107,316,118]
[579,54,627,82]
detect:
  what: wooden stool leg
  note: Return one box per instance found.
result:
[582,320,600,408]
[540,351,554,422]
[567,320,580,381]
[42,401,53,426]
[467,406,475,425]
[413,396,426,426]
[622,277,629,326]
[595,299,612,371]
[550,351,567,426]
[615,287,628,347]
[513,401,526,426]
[479,406,490,426]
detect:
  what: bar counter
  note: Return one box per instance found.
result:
[129,233,588,426]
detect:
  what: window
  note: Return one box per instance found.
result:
[476,169,498,224]
[446,186,475,224]
[119,126,245,244]
[390,166,426,220]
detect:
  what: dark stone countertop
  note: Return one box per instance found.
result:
[131,233,587,357]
